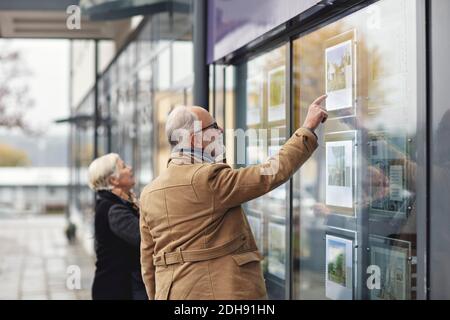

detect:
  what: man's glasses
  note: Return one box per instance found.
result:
[201,122,220,131]
[193,121,221,134]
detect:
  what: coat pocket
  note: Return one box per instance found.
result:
[231,251,263,266]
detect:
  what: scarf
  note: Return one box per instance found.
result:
[168,147,225,166]
[112,189,140,211]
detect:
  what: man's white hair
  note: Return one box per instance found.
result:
[88,153,120,191]
[165,105,199,147]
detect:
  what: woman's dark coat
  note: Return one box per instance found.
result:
[91,190,148,300]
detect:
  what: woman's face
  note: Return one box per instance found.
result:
[110,158,135,191]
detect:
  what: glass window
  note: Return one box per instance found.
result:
[173,40,193,85]
[185,86,193,106]
[97,77,109,156]
[98,40,115,74]
[292,0,422,300]
[136,64,154,193]
[209,65,215,117]
[214,65,225,128]
[157,47,171,90]
[115,75,136,167]
[73,91,95,226]
[237,44,289,299]
[136,19,152,66]
[154,90,185,176]
[224,65,236,167]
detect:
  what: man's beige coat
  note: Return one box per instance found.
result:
[139,128,318,300]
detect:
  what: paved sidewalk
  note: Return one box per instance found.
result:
[0,215,95,300]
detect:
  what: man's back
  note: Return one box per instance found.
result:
[139,161,266,300]
[139,127,318,300]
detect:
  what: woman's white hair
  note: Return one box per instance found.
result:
[88,153,120,191]
[165,105,199,148]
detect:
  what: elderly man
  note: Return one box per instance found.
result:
[139,95,328,300]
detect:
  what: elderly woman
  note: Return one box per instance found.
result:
[88,153,148,300]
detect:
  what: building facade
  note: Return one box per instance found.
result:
[68,0,450,300]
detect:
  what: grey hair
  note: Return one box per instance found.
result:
[87,153,120,191]
[165,105,199,148]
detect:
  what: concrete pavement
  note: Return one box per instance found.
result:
[0,215,95,300]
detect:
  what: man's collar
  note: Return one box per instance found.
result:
[167,147,216,167]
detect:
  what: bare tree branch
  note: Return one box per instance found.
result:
[0,43,37,135]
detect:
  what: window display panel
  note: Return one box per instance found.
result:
[325,234,354,300]
[325,131,356,215]
[267,66,286,123]
[241,45,288,299]
[368,130,410,218]
[325,31,356,118]
[369,236,412,300]
[292,0,421,300]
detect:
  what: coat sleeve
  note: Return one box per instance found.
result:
[108,204,141,247]
[139,207,156,300]
[208,127,318,210]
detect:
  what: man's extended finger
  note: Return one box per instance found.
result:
[312,94,328,106]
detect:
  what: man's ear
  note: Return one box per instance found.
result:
[190,133,199,148]
[190,133,202,148]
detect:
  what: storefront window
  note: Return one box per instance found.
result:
[115,73,137,168]
[73,91,95,223]
[173,39,193,85]
[224,65,236,167]
[154,89,185,176]
[292,0,422,300]
[97,77,109,157]
[136,63,154,193]
[238,44,289,299]
[214,65,225,128]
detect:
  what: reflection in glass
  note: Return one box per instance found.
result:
[292,0,420,300]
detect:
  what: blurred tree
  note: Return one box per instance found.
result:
[0,43,35,133]
[0,143,30,166]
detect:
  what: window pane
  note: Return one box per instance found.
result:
[154,89,185,176]
[292,0,422,300]
[137,64,154,193]
[239,44,288,299]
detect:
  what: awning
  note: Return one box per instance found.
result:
[79,0,190,21]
